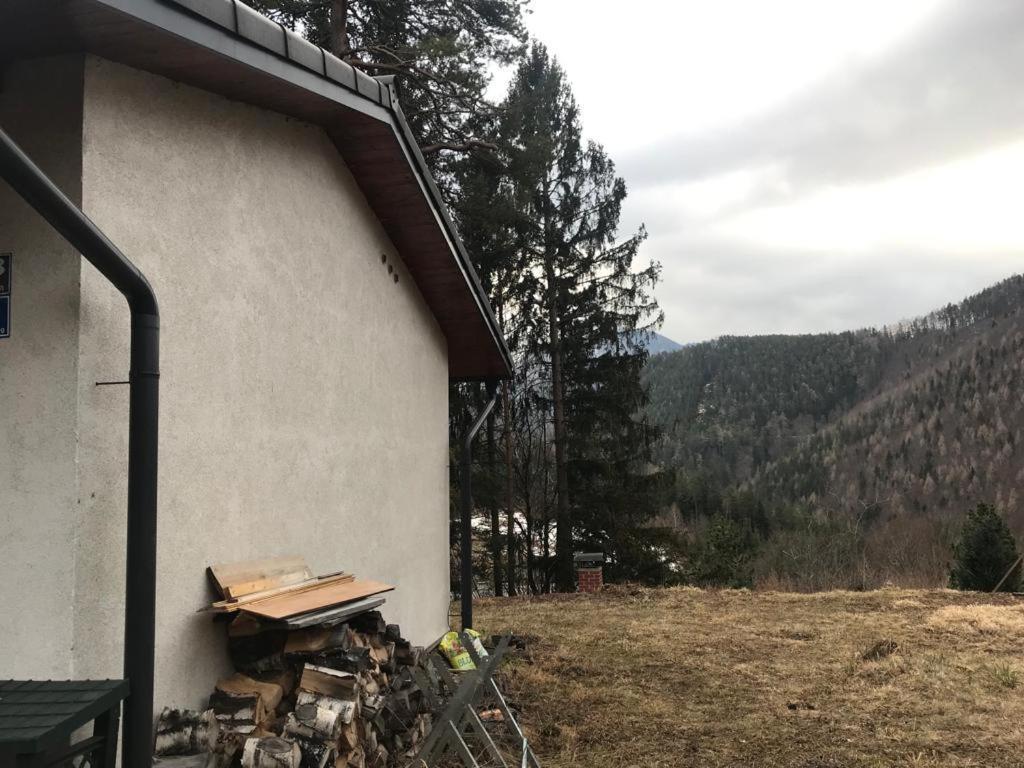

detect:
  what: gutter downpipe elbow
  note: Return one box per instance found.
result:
[0,128,159,768]
[460,382,499,631]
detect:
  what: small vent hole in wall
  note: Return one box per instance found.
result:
[381,253,398,284]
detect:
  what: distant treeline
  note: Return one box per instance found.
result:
[643,274,1024,590]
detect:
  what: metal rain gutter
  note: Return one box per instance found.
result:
[460,383,499,630]
[377,79,513,380]
[0,128,160,768]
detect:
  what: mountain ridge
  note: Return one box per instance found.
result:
[642,273,1024,588]
[646,332,684,355]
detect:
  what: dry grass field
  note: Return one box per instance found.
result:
[475,587,1024,768]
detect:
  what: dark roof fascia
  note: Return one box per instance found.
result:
[106,0,393,124]
[384,93,513,381]
[87,0,513,379]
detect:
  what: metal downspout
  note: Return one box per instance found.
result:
[0,128,160,768]
[460,383,499,631]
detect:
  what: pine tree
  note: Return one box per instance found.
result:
[450,114,534,595]
[246,0,527,179]
[693,514,754,588]
[499,45,663,589]
[950,502,1021,592]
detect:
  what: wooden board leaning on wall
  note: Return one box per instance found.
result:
[203,556,392,621]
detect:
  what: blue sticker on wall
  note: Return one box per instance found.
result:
[0,253,10,339]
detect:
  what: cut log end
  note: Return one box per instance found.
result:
[241,737,302,768]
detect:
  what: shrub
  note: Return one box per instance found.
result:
[949,503,1021,592]
[692,514,754,588]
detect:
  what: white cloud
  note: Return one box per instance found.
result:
[727,140,1024,253]
[524,0,945,152]
[517,0,1024,343]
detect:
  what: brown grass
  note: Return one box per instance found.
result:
[475,587,1024,768]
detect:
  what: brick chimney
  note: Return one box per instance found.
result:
[574,552,604,593]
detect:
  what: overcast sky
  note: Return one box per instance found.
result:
[512,0,1024,343]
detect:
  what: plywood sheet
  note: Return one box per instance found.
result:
[241,579,394,620]
[207,573,353,613]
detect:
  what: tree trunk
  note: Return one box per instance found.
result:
[538,174,574,593]
[329,0,349,56]
[542,512,551,593]
[504,380,517,595]
[545,260,573,592]
[525,492,538,595]
[541,405,552,594]
[488,410,503,597]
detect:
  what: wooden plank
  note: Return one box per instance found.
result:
[225,575,316,601]
[226,572,351,605]
[242,580,394,621]
[225,575,305,600]
[207,573,355,614]
[208,556,312,599]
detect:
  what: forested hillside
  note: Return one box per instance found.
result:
[643,275,1024,589]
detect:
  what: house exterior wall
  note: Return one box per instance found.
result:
[1,55,451,709]
[0,56,85,680]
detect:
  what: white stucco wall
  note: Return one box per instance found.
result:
[0,56,84,680]
[2,55,450,708]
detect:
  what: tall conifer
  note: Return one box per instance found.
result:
[499,45,664,588]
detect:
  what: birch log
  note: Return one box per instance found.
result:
[241,737,301,768]
[292,734,336,768]
[152,754,216,768]
[296,690,357,725]
[283,703,342,741]
[209,690,266,734]
[154,708,219,756]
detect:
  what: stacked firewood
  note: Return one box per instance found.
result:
[153,611,432,768]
